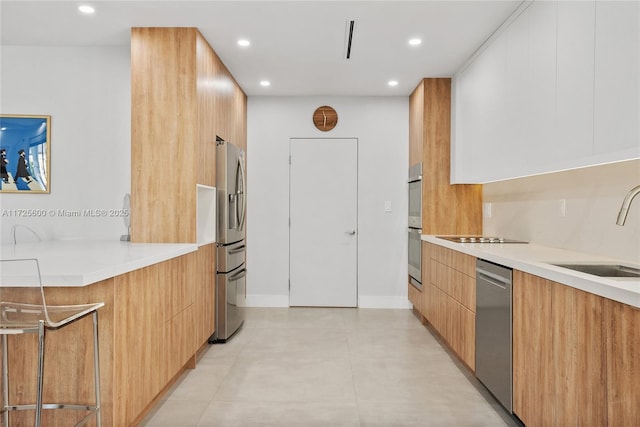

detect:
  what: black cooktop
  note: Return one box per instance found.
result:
[436,236,529,244]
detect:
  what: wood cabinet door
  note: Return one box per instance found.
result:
[553,283,606,427]
[419,242,432,318]
[606,300,640,427]
[514,271,607,426]
[408,80,424,166]
[513,271,555,426]
[449,300,475,371]
[408,281,422,314]
[425,282,445,336]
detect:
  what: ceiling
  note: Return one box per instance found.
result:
[0,1,522,96]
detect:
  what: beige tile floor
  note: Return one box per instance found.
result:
[140,308,520,427]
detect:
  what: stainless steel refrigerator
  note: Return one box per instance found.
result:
[210,138,246,343]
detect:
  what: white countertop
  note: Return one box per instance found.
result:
[422,235,640,308]
[0,240,198,287]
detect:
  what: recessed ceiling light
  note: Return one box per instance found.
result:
[237,39,251,47]
[408,38,422,46]
[78,5,95,14]
[260,80,270,87]
[0,127,6,131]
[388,80,399,87]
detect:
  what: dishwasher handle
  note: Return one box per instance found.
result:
[476,268,511,290]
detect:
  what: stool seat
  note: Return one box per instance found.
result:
[0,258,103,427]
[0,301,105,332]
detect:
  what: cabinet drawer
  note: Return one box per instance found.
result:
[408,281,422,313]
[430,260,475,313]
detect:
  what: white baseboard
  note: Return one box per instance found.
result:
[244,294,411,309]
[244,294,290,307]
[357,295,412,309]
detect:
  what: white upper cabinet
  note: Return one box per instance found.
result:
[594,1,639,157]
[453,32,506,183]
[503,1,557,178]
[556,1,595,162]
[452,0,640,184]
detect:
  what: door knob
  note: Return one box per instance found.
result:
[346,230,356,235]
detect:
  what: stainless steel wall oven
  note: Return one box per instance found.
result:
[408,163,423,289]
[408,163,422,229]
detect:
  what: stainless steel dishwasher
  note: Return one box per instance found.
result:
[475,259,513,413]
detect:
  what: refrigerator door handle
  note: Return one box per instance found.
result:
[237,156,247,232]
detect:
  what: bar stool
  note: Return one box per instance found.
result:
[0,258,104,426]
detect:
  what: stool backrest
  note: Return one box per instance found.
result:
[0,258,52,323]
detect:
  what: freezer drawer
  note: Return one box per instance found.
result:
[217,240,246,273]
[213,265,246,342]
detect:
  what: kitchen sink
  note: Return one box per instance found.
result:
[552,264,640,278]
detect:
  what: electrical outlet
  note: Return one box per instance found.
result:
[483,203,492,219]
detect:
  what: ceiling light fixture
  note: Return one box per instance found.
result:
[237,39,251,47]
[408,38,422,46]
[260,80,270,87]
[78,5,95,14]
[388,80,399,87]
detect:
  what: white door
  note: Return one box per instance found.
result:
[289,138,358,307]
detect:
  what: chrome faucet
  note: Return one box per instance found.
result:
[616,184,640,226]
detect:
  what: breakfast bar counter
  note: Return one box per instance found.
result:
[0,240,197,286]
[0,240,215,426]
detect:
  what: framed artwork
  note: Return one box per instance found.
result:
[0,114,51,193]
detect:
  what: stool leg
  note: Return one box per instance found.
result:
[35,321,45,427]
[2,334,8,427]
[92,312,101,427]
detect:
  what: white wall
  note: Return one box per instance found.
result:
[247,96,409,308]
[484,159,640,264]
[0,46,131,245]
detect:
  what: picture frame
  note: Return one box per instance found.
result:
[0,114,51,193]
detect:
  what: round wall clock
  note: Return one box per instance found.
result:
[312,106,338,132]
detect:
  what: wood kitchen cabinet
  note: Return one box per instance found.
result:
[512,272,555,426]
[513,271,611,426]
[131,27,247,244]
[605,299,640,427]
[127,27,245,424]
[407,79,481,315]
[411,78,482,235]
[408,80,424,167]
[0,252,207,427]
[421,242,476,370]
